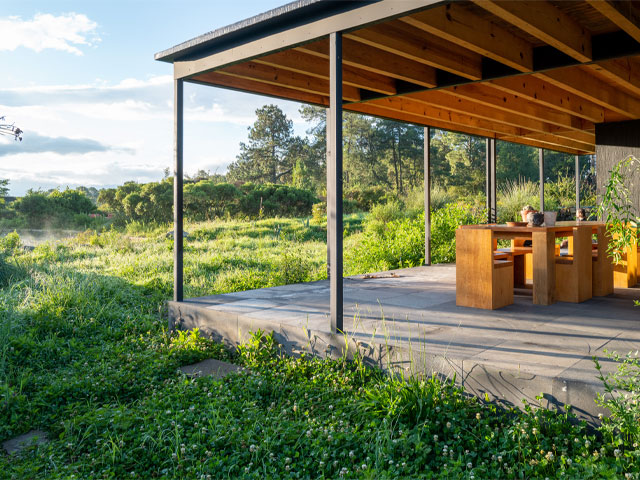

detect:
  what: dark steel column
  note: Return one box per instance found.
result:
[328,32,343,334]
[485,138,496,223]
[424,127,431,265]
[539,148,545,211]
[490,138,497,223]
[575,155,580,213]
[326,113,331,280]
[173,79,184,302]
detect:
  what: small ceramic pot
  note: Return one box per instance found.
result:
[527,212,545,227]
[543,211,557,226]
[520,208,536,222]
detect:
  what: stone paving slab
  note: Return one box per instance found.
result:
[169,264,640,423]
[179,358,242,378]
[2,430,48,455]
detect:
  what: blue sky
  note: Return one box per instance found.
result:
[0,1,309,195]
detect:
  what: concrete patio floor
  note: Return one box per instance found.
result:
[168,265,640,423]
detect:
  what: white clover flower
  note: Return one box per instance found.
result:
[361,464,367,470]
[615,449,622,457]
[433,435,438,442]
[249,444,257,453]
[349,450,354,458]
[476,413,481,420]
[532,428,538,435]
[545,452,554,461]
[497,455,503,463]
[446,422,452,428]
[467,462,472,469]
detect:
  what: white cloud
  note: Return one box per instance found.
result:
[0,13,99,55]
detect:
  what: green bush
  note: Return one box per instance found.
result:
[345,186,391,211]
[497,178,539,223]
[237,183,316,218]
[431,202,487,263]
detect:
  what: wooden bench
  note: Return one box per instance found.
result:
[554,226,592,303]
[613,237,638,288]
[592,226,614,296]
[456,228,514,309]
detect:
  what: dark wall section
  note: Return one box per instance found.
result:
[595,120,640,215]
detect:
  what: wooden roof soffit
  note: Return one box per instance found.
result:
[536,66,640,118]
[473,0,592,62]
[399,2,533,72]
[586,0,640,43]
[296,38,437,89]
[344,19,483,80]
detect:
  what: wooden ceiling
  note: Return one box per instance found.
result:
[186,0,640,155]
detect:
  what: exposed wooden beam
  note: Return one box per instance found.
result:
[443,83,590,132]
[586,0,640,43]
[217,61,361,102]
[488,75,606,123]
[544,127,595,145]
[400,2,533,72]
[347,102,500,138]
[404,89,586,140]
[499,134,590,154]
[255,49,396,96]
[523,131,593,152]
[473,0,592,62]
[191,71,328,106]
[297,38,437,88]
[346,19,483,80]
[587,58,640,97]
[537,66,640,118]
[348,102,586,154]
[365,95,524,136]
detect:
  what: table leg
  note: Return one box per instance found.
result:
[532,231,555,305]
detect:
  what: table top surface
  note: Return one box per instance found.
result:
[460,221,605,233]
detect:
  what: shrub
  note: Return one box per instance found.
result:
[431,202,487,264]
[238,183,316,218]
[497,178,539,223]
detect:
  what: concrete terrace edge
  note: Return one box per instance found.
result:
[168,300,607,424]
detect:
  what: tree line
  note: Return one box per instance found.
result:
[0,103,592,229]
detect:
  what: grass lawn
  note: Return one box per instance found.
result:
[0,220,638,479]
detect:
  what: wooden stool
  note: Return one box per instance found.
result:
[613,240,638,288]
[555,226,593,303]
[592,226,614,296]
[456,228,514,309]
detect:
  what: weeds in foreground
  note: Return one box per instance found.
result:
[1,223,640,479]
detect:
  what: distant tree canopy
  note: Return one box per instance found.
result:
[225,103,581,202]
[97,179,316,222]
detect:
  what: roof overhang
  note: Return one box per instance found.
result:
[156,0,640,155]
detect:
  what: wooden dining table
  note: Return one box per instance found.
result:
[460,221,603,305]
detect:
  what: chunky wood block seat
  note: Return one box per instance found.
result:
[554,226,592,303]
[497,244,531,287]
[591,226,614,296]
[456,228,514,310]
[613,240,638,288]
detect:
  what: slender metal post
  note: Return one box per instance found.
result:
[486,138,491,223]
[485,138,496,223]
[575,155,580,213]
[328,32,343,334]
[424,127,431,265]
[173,79,184,302]
[490,138,497,223]
[539,148,545,211]
[326,112,331,280]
